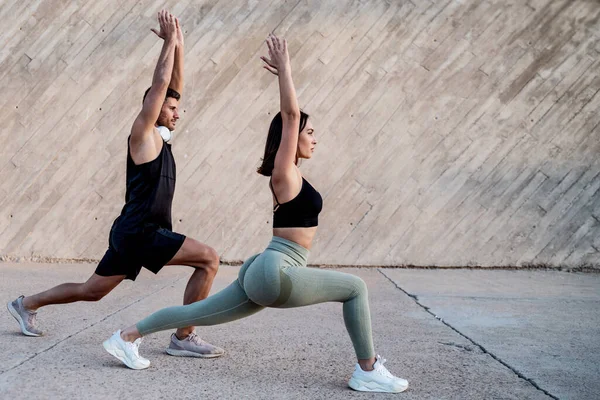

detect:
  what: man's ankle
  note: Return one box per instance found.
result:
[174,331,191,341]
[21,297,36,312]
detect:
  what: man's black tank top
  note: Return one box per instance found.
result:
[111,138,176,234]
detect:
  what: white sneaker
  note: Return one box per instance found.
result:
[103,330,150,370]
[348,355,408,393]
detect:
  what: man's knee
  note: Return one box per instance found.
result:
[81,287,111,302]
[205,247,219,274]
[194,245,219,275]
[81,275,121,301]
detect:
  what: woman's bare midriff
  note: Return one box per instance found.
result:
[273,227,318,250]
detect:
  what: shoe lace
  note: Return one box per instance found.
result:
[27,311,38,326]
[128,338,143,357]
[187,332,204,345]
[374,355,395,379]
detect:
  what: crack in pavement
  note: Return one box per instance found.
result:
[378,269,558,400]
[1,274,189,376]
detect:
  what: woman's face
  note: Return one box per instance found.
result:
[297,119,317,160]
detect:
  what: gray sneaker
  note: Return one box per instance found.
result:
[7,296,43,337]
[166,332,224,358]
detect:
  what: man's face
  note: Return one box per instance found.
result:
[156,97,180,131]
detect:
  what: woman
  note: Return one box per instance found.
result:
[103,33,408,393]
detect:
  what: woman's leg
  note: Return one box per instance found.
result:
[243,260,374,361]
[119,254,264,340]
[105,255,264,369]
[242,255,408,393]
[136,278,263,336]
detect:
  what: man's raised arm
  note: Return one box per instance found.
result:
[132,10,178,145]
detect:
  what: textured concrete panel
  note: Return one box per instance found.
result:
[1,1,600,268]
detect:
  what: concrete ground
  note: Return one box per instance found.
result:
[0,263,598,400]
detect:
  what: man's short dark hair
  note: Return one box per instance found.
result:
[142,87,181,104]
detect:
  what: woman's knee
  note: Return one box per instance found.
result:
[347,275,368,298]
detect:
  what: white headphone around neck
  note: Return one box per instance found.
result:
[157,126,172,142]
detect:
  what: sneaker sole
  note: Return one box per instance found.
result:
[166,348,225,358]
[103,338,150,370]
[348,377,408,393]
[7,301,42,337]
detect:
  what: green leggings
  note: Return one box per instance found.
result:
[136,236,375,359]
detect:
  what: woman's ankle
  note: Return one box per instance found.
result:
[120,327,141,342]
[358,357,376,371]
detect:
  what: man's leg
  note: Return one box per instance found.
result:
[8,273,125,336]
[157,236,225,357]
[104,254,264,368]
[165,237,219,338]
[23,273,126,310]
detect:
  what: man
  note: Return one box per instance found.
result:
[8,10,224,359]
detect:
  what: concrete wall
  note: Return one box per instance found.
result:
[1,0,599,268]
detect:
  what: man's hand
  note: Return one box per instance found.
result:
[176,18,184,47]
[152,10,183,93]
[151,9,178,42]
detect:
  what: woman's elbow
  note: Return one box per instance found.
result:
[281,109,301,120]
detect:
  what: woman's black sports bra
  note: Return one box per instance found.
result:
[270,177,323,228]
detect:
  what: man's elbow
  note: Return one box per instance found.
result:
[152,79,170,90]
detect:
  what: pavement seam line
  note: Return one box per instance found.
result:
[377,269,559,400]
[2,274,189,375]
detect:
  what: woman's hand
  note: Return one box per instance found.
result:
[261,33,290,76]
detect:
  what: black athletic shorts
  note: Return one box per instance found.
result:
[95,224,186,281]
